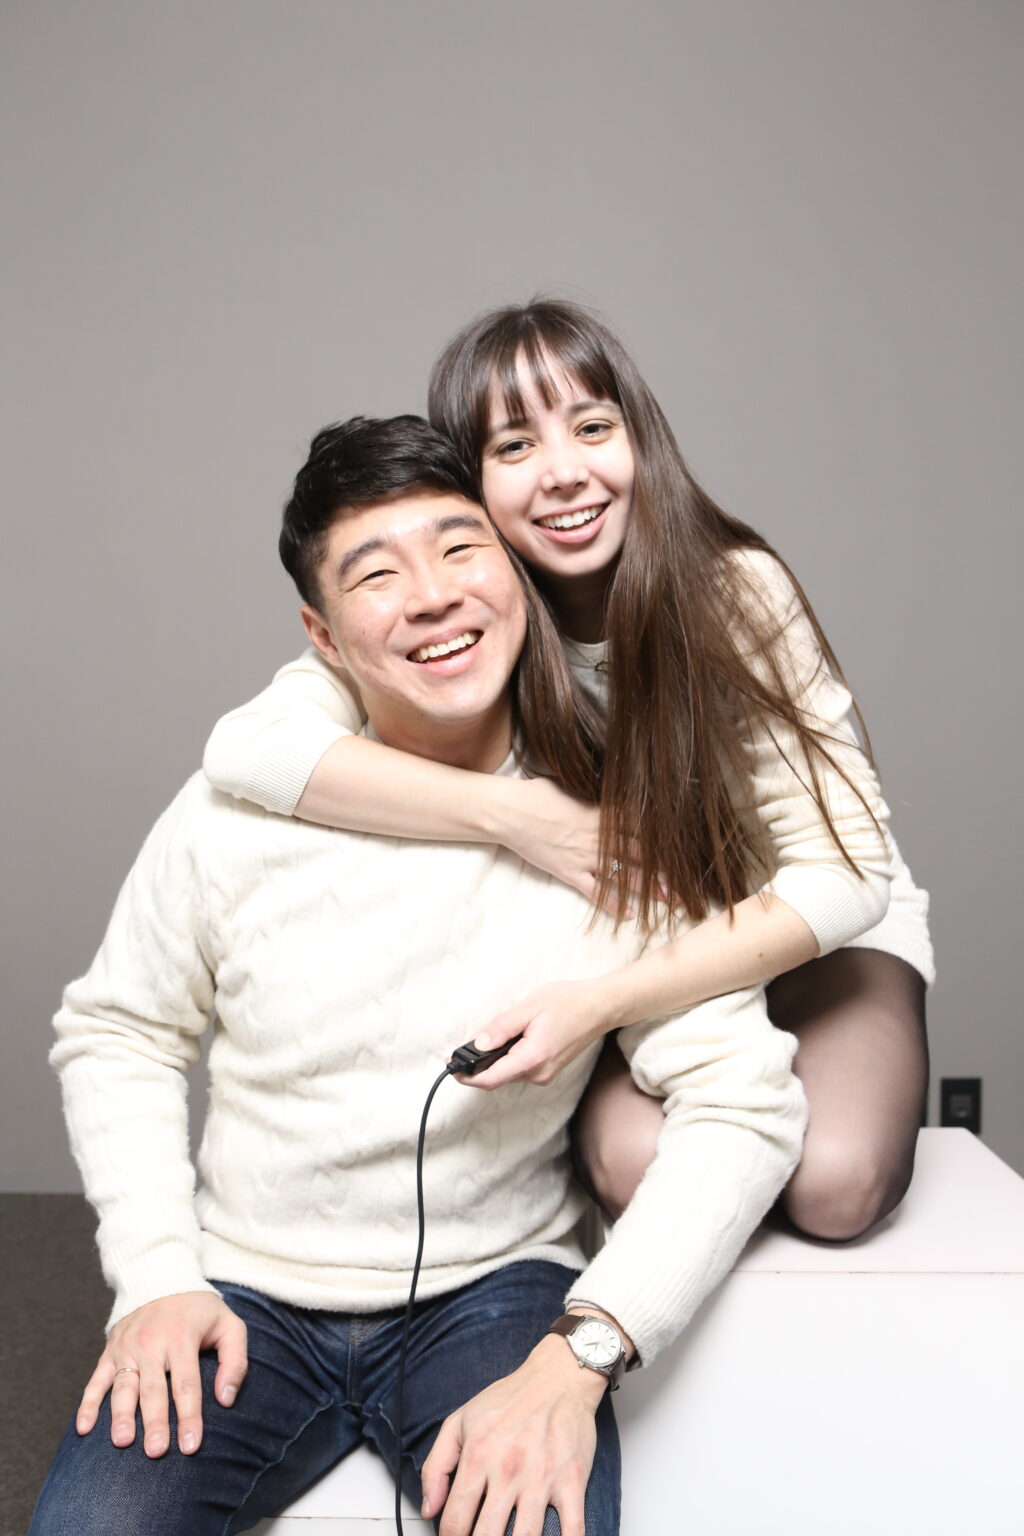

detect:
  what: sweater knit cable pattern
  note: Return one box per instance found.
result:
[53,772,806,1363]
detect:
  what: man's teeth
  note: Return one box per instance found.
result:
[410,631,480,664]
[537,507,603,530]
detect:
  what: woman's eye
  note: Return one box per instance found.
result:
[579,420,612,438]
[495,438,529,457]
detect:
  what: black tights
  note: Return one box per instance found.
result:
[767,948,928,1239]
[574,949,929,1243]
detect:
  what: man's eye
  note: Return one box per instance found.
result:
[444,543,477,558]
[357,568,394,585]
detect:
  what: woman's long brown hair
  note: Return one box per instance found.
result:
[429,300,879,933]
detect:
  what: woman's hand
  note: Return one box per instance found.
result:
[493,779,606,904]
[492,777,640,917]
[454,978,615,1091]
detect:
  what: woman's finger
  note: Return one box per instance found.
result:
[460,1037,540,1091]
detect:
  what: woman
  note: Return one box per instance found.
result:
[204,300,932,1241]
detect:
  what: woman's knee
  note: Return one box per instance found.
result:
[783,1136,916,1242]
[576,1097,662,1221]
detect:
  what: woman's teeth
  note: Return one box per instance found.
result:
[409,631,481,664]
[536,507,603,530]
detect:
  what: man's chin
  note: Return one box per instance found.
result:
[368,692,514,773]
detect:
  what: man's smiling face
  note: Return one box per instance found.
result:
[302,491,527,770]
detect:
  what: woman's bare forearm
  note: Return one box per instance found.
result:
[296,736,604,898]
[295,734,510,839]
[600,894,818,1029]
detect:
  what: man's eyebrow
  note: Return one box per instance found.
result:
[335,512,491,583]
[337,534,391,581]
[433,512,491,537]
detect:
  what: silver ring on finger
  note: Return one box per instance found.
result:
[114,1366,141,1379]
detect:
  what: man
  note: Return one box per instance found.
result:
[33,416,806,1536]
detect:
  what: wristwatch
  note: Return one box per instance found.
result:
[547,1313,627,1390]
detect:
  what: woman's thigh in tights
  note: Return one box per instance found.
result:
[767,948,929,1241]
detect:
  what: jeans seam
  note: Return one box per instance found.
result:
[224,1394,339,1536]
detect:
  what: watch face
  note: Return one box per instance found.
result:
[572,1319,620,1369]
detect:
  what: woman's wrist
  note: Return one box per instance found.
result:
[594,967,647,1033]
[473,771,521,849]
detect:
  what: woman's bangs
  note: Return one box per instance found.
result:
[478,321,622,439]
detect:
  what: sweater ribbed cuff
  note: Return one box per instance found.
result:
[769,865,890,955]
[105,1237,218,1331]
[844,925,936,986]
[244,721,350,817]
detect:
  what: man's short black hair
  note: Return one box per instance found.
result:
[279,414,480,607]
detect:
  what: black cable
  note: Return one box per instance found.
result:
[394,1063,455,1536]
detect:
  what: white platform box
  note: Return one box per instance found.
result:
[254,1130,1024,1534]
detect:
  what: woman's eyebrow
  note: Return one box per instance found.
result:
[489,398,620,439]
[565,397,620,417]
[487,414,530,438]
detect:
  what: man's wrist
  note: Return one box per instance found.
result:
[565,1303,636,1364]
[528,1335,611,1407]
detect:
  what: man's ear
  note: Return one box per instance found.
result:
[301,604,344,669]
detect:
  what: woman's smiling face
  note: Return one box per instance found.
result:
[479,361,635,593]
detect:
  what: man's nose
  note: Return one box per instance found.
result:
[406,566,465,620]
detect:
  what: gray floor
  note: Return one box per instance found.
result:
[1,1196,109,1536]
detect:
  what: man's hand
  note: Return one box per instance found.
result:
[419,1335,609,1536]
[75,1291,247,1458]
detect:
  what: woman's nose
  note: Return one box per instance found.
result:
[540,440,588,493]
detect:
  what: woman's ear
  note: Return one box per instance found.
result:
[300,604,344,668]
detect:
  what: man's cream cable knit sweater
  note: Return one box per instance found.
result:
[53,770,806,1366]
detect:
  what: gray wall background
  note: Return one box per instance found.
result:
[3,0,1022,1190]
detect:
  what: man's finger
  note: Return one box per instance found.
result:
[168,1345,204,1454]
[137,1358,171,1458]
[107,1364,141,1447]
[468,1487,519,1536]
[550,1469,588,1536]
[77,1357,116,1435]
[436,1465,487,1536]
[502,1493,549,1536]
[420,1413,462,1521]
[213,1311,248,1407]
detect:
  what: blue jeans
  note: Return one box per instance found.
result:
[30,1261,620,1535]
